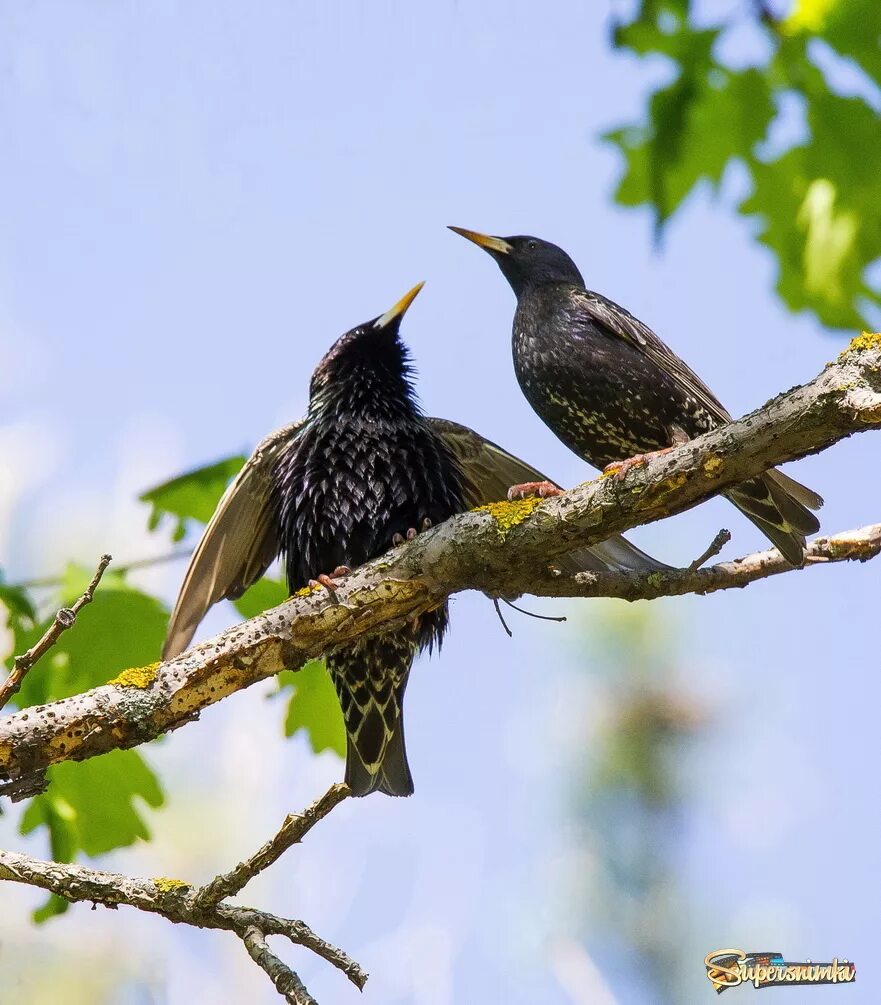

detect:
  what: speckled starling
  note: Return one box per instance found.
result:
[162,283,668,796]
[450,228,822,565]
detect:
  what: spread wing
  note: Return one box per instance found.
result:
[162,420,305,659]
[576,289,732,424]
[428,417,668,573]
[427,417,552,509]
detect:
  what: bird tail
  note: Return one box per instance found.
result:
[329,637,415,798]
[726,469,822,566]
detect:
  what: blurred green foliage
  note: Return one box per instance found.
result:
[140,455,247,540]
[569,602,705,1001]
[1,457,344,921]
[606,0,881,329]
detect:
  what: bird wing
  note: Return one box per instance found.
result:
[428,417,669,573]
[427,417,551,509]
[162,419,305,660]
[576,289,733,424]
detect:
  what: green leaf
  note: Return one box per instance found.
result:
[788,0,881,90]
[741,91,881,328]
[232,576,288,620]
[605,65,774,228]
[605,2,881,330]
[0,579,37,627]
[140,455,246,540]
[20,750,165,923]
[235,584,343,757]
[14,577,168,708]
[278,662,345,757]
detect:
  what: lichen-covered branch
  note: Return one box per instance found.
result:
[1,335,879,798]
[0,782,367,1003]
[521,522,881,600]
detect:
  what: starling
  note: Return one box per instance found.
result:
[162,284,668,796]
[450,228,822,566]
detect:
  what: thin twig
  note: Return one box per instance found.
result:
[492,599,513,637]
[194,783,350,909]
[501,598,567,624]
[0,554,112,709]
[687,529,731,571]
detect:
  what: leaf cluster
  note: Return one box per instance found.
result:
[606,0,881,329]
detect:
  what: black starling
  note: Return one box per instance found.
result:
[162,284,668,796]
[450,228,822,566]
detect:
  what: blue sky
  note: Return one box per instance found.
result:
[1,2,879,1003]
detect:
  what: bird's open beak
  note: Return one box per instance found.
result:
[448,227,512,255]
[374,282,425,329]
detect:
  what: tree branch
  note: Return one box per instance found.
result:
[0,782,367,1003]
[1,336,879,797]
[0,554,112,710]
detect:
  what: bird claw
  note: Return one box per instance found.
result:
[309,568,351,596]
[393,519,433,548]
[506,480,564,501]
[603,447,673,481]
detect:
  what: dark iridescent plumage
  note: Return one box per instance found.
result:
[162,285,670,796]
[451,228,823,565]
[273,292,466,796]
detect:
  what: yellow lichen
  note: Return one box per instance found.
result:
[293,582,322,598]
[109,662,160,689]
[651,471,688,501]
[474,497,543,538]
[152,877,191,893]
[702,455,725,478]
[839,332,881,359]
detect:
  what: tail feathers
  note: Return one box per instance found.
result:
[557,535,672,575]
[726,470,821,566]
[767,469,824,513]
[331,642,414,798]
[344,718,413,797]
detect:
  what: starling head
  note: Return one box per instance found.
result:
[448,228,583,296]
[309,282,424,407]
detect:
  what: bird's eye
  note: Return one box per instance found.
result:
[526,240,538,252]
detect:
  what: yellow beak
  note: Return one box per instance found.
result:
[374,282,425,329]
[448,226,513,255]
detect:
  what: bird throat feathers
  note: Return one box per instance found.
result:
[309,327,418,418]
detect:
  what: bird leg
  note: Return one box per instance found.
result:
[392,517,433,547]
[506,480,564,501]
[603,446,676,480]
[308,566,352,594]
